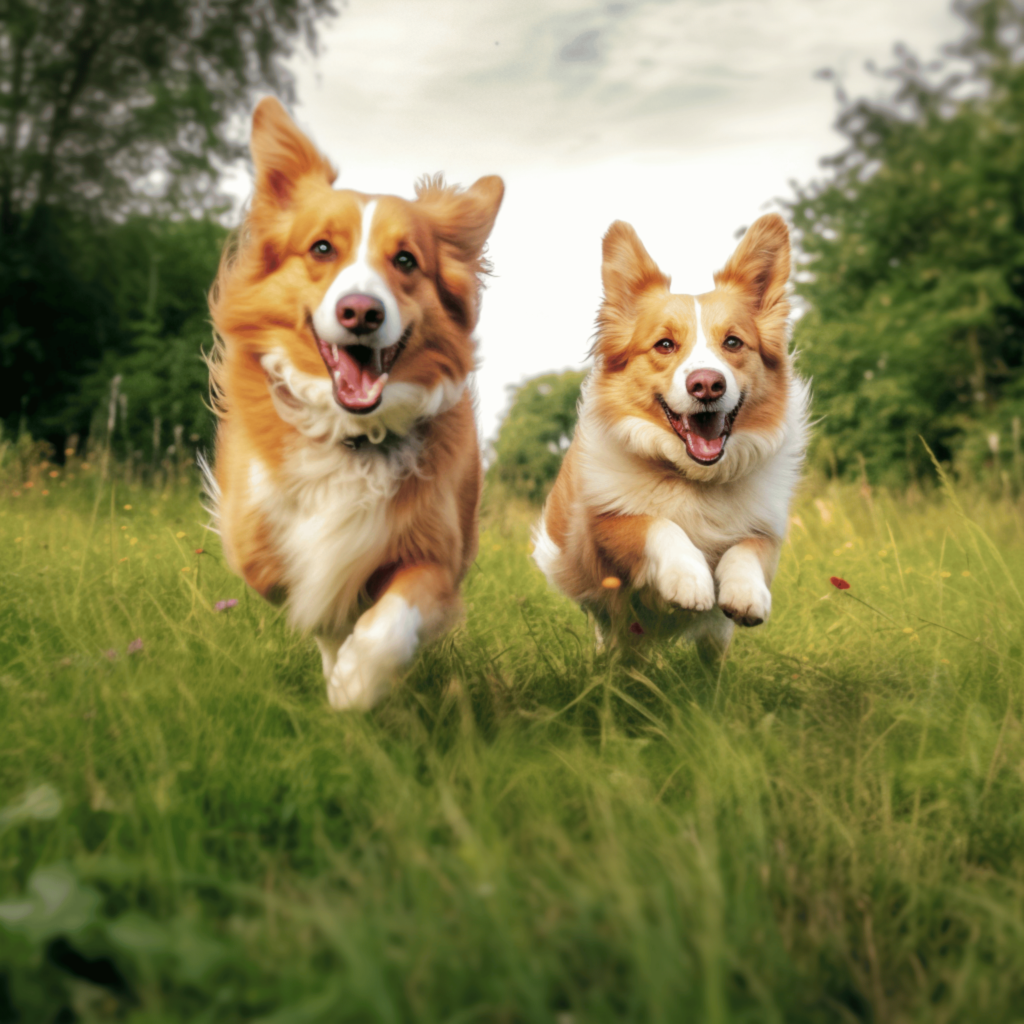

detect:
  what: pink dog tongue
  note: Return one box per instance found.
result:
[685,432,725,461]
[325,345,387,410]
[682,411,727,462]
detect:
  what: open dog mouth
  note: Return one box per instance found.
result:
[309,317,411,414]
[657,393,745,466]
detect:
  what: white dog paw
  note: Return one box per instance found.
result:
[657,558,716,612]
[327,635,391,711]
[325,594,423,711]
[718,576,772,627]
[645,521,716,612]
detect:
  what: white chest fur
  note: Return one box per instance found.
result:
[247,435,420,636]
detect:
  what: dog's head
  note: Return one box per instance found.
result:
[588,214,792,481]
[212,98,504,432]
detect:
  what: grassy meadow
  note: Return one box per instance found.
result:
[1,455,1024,1023]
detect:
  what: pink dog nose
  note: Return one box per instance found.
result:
[336,293,385,335]
[686,369,726,401]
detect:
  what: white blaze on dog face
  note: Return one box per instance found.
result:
[311,200,405,352]
[663,299,741,417]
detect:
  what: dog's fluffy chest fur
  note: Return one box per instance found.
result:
[247,434,420,635]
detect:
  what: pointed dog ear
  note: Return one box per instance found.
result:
[714,214,790,369]
[593,221,670,370]
[249,97,336,210]
[416,174,505,329]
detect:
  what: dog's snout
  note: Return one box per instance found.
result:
[336,293,385,335]
[686,369,726,402]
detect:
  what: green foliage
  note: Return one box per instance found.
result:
[790,0,1024,484]
[0,212,226,450]
[489,369,587,503]
[2,475,1024,1019]
[0,0,336,225]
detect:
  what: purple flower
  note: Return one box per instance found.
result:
[103,649,118,661]
[214,598,239,612]
[127,637,144,655]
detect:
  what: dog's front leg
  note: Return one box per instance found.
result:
[715,536,780,627]
[327,564,458,711]
[595,514,715,612]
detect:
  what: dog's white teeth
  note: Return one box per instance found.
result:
[365,373,388,404]
[331,344,339,362]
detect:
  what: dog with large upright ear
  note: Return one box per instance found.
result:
[534,213,808,662]
[207,98,504,710]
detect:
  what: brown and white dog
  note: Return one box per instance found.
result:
[533,215,808,658]
[205,98,503,709]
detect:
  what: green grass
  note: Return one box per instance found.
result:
[2,461,1024,1023]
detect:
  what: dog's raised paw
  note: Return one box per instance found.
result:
[718,576,771,627]
[656,558,716,612]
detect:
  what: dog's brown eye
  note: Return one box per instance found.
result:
[310,239,334,261]
[394,250,418,272]
[723,335,743,351]
[654,339,675,353]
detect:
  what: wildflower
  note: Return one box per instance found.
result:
[23,481,33,489]
[127,638,144,655]
[601,576,622,589]
[194,548,205,555]
[902,627,914,635]
[124,504,132,510]
[940,571,951,578]
[41,490,49,496]
[629,621,645,635]
[176,531,186,539]
[49,470,58,479]
[961,570,971,578]
[181,567,190,573]
[103,649,118,661]
[214,598,238,612]
[830,577,850,590]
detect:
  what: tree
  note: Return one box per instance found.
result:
[789,0,1024,483]
[489,370,587,503]
[0,0,336,228]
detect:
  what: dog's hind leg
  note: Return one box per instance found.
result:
[327,564,459,711]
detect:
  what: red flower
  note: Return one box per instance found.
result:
[830,576,850,590]
[629,621,645,635]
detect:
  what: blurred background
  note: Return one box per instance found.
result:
[1,0,1022,497]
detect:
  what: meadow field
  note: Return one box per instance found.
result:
[1,456,1023,1023]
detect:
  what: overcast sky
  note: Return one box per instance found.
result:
[262,0,962,443]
